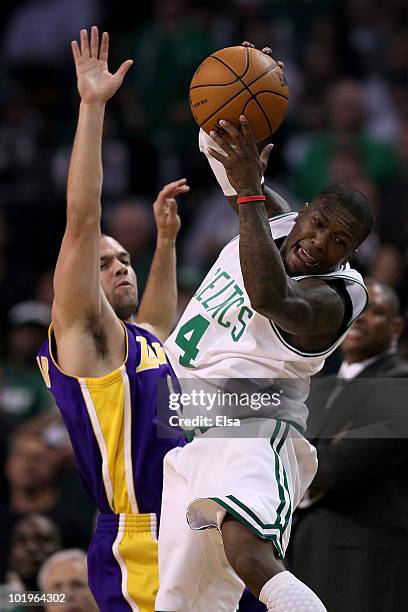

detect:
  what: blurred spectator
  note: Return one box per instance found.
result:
[386,28,408,116]
[369,244,408,310]
[326,152,381,273]
[287,279,408,611]
[0,301,54,427]
[38,549,98,612]
[0,211,34,340]
[293,79,399,201]
[4,514,61,591]
[0,85,48,203]
[0,427,90,580]
[379,115,408,247]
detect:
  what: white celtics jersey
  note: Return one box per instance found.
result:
[165,212,367,430]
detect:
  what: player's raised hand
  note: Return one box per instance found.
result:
[153,179,190,242]
[71,26,133,104]
[208,116,266,195]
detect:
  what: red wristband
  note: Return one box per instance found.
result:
[236,195,267,204]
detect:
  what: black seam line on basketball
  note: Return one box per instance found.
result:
[252,89,288,102]
[192,54,276,90]
[242,94,272,134]
[212,46,251,81]
[198,62,282,128]
[190,47,250,90]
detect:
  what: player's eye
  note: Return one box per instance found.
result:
[335,237,346,247]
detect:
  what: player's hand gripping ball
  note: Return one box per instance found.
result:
[189,45,289,143]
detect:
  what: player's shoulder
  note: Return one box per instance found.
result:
[126,321,163,345]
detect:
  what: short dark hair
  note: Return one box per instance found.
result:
[314,184,375,245]
[364,277,401,317]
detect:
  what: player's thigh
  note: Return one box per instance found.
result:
[157,447,244,611]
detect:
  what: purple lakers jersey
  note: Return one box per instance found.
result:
[37,322,184,517]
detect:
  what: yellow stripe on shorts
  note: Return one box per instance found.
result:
[113,513,159,612]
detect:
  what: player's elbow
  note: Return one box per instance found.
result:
[258,300,316,334]
[248,292,273,318]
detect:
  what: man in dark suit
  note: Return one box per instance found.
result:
[287,278,408,612]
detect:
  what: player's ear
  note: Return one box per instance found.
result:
[297,202,309,219]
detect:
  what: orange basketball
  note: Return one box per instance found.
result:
[189,46,289,143]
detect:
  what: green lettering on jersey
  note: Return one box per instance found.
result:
[232,306,254,341]
[195,269,232,304]
[174,314,211,367]
[179,269,254,362]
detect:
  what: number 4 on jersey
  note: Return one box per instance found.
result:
[175,314,210,367]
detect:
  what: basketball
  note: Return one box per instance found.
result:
[189,46,289,143]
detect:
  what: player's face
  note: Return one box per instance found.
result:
[281,199,359,275]
[100,236,138,321]
[341,284,400,359]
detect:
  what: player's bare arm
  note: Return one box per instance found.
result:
[208,116,346,345]
[227,182,291,218]
[52,26,133,377]
[137,179,189,342]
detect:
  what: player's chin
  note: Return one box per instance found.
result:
[113,294,138,321]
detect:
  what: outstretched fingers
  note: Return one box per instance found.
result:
[99,31,109,62]
[90,25,99,58]
[71,40,81,65]
[80,28,90,58]
[113,59,134,81]
[207,147,229,165]
[260,143,274,170]
[239,115,258,151]
[217,119,243,145]
[209,127,236,159]
[72,27,110,65]
[159,178,190,200]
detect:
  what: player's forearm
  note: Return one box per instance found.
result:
[228,185,291,217]
[239,204,336,331]
[66,101,105,227]
[137,238,177,341]
[238,202,293,310]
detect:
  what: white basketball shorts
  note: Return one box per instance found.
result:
[155,418,317,612]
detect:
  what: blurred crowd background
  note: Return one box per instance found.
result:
[0,0,407,608]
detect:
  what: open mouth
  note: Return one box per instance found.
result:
[294,245,319,267]
[116,281,132,288]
